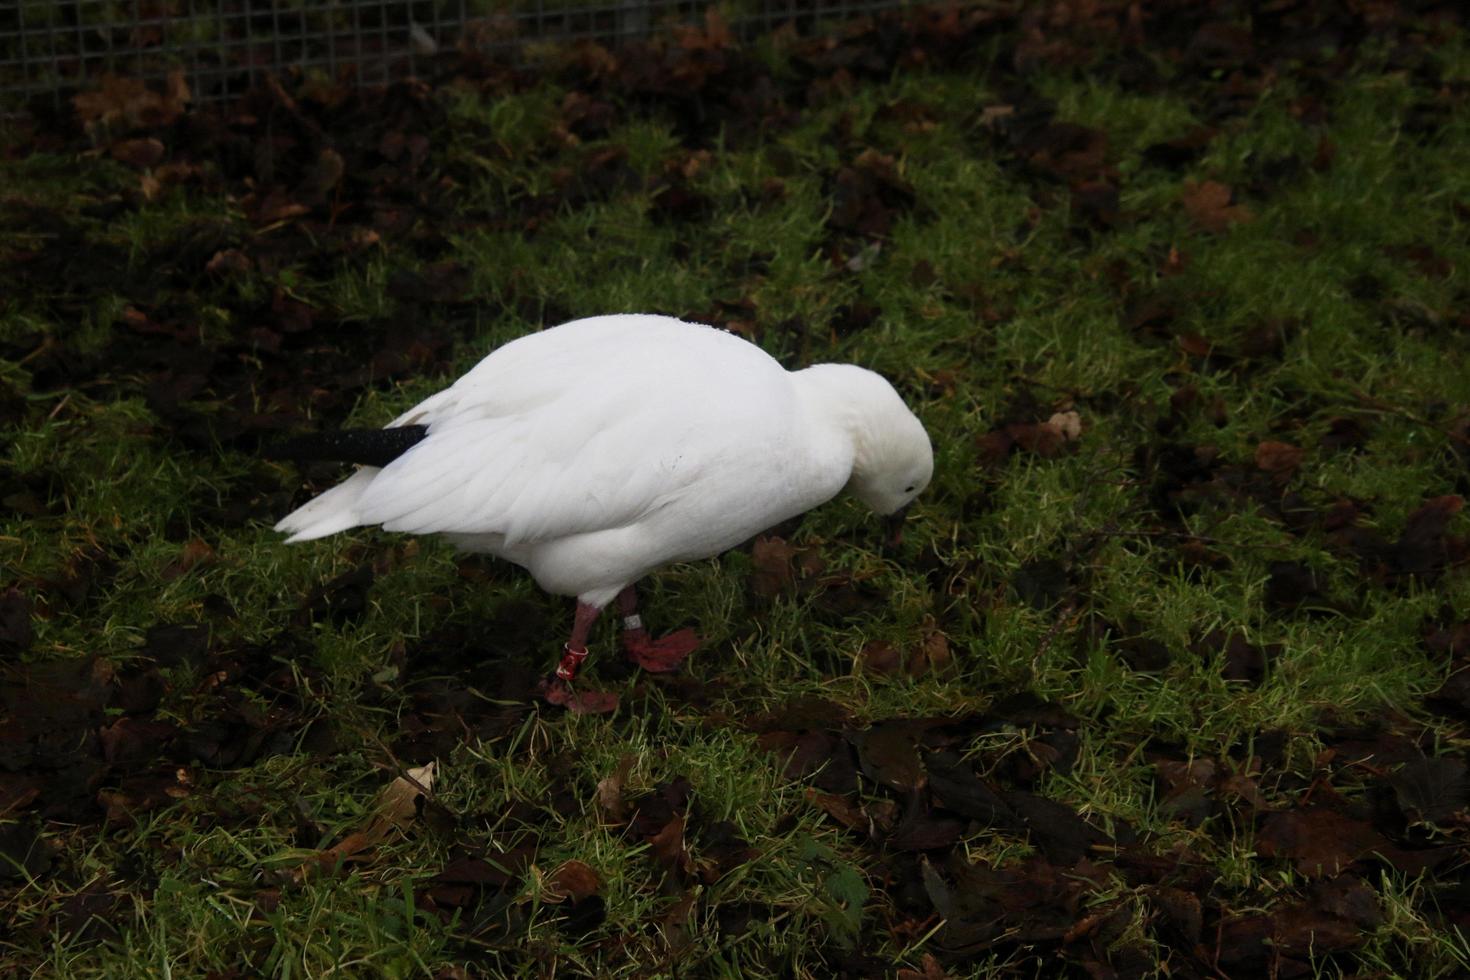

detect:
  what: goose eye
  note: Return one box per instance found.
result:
[903,484,916,493]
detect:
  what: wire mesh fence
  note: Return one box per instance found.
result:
[1,1,912,115]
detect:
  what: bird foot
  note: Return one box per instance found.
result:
[621,627,700,673]
[540,677,620,714]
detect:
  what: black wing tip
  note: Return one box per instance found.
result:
[263,425,429,468]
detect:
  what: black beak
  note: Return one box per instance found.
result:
[883,504,910,553]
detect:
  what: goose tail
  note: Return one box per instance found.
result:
[274,467,379,542]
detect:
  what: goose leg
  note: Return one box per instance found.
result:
[542,601,619,714]
[554,600,602,680]
[617,585,699,672]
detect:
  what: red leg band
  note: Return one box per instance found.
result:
[556,644,589,681]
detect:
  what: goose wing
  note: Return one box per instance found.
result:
[354,316,799,546]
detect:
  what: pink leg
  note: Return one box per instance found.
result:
[542,601,619,714]
[617,585,699,672]
[555,600,602,681]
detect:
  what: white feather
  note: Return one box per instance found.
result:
[275,314,933,608]
[274,466,380,542]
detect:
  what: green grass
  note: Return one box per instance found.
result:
[4,9,1470,979]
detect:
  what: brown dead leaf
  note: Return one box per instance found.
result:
[661,889,699,942]
[807,788,870,832]
[649,813,693,876]
[673,150,713,180]
[348,227,382,251]
[897,953,950,980]
[297,148,346,204]
[977,428,1016,464]
[1255,440,1304,478]
[110,137,165,170]
[74,75,151,128]
[1218,770,1271,811]
[372,761,435,829]
[1162,245,1189,275]
[162,70,191,116]
[858,628,951,678]
[1182,179,1254,232]
[1257,806,1385,877]
[596,754,636,821]
[857,722,926,793]
[750,535,799,597]
[806,787,897,835]
[1007,416,1075,457]
[246,189,311,227]
[749,535,823,598]
[0,775,42,817]
[541,859,601,903]
[0,588,33,656]
[1046,410,1083,441]
[673,8,733,51]
[315,829,375,867]
[206,249,252,276]
[909,622,952,678]
[1012,423,1063,457]
[308,761,436,871]
[74,71,190,134]
[858,640,903,675]
[541,680,620,714]
[96,767,193,823]
[979,104,1015,127]
[161,538,216,581]
[1176,332,1214,357]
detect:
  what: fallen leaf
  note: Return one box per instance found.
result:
[1256,807,1385,877]
[807,788,877,833]
[541,680,620,714]
[1017,122,1109,182]
[596,754,635,821]
[0,588,33,655]
[541,859,601,903]
[0,818,52,879]
[297,148,346,204]
[911,626,952,677]
[1004,790,1109,864]
[888,793,966,851]
[205,249,252,276]
[857,640,903,675]
[161,538,216,581]
[1182,179,1254,232]
[1389,755,1468,826]
[896,953,950,980]
[309,761,436,870]
[649,813,693,877]
[373,761,436,829]
[1265,561,1329,611]
[110,137,165,170]
[1150,886,1202,945]
[1254,440,1304,478]
[856,722,925,793]
[97,767,192,823]
[926,755,1025,831]
[74,72,190,132]
[750,535,800,597]
[1392,495,1465,579]
[749,535,823,598]
[978,104,1015,127]
[1046,410,1083,441]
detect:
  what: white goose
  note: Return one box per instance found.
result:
[274,314,933,708]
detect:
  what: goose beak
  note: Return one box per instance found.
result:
[883,504,910,552]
